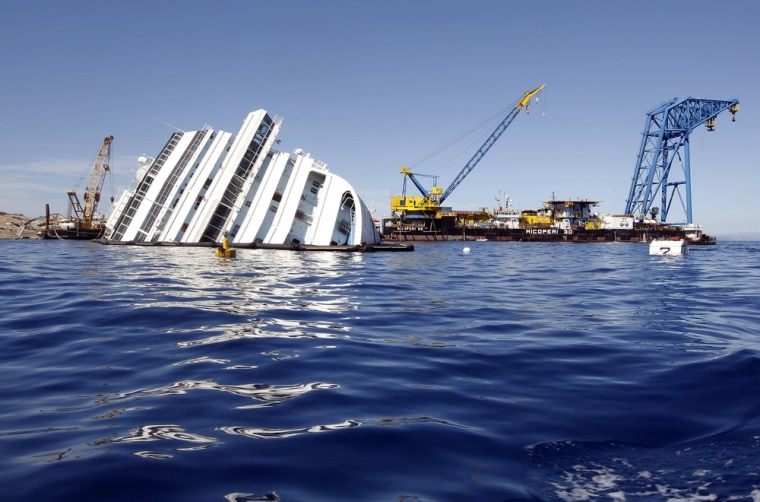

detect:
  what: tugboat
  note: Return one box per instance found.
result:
[682,223,716,245]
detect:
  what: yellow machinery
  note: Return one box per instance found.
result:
[390,165,443,215]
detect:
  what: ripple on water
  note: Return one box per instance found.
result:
[1,241,760,501]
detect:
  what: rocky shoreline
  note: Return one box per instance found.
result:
[0,212,46,239]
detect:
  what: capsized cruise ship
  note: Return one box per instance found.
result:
[105,110,381,247]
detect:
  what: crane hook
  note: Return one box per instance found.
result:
[730,104,739,122]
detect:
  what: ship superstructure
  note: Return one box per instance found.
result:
[106,110,380,247]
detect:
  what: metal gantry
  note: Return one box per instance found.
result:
[625,97,739,224]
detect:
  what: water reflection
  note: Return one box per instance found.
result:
[175,319,350,348]
[219,419,360,439]
[172,356,230,366]
[32,447,73,463]
[108,247,365,346]
[111,247,364,313]
[134,451,173,460]
[113,380,338,409]
[224,491,280,501]
[113,424,217,443]
[214,416,466,441]
[373,416,468,428]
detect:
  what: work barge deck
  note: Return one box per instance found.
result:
[383,199,717,244]
[384,225,716,243]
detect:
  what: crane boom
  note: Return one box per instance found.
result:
[83,135,113,223]
[439,84,545,204]
[67,135,113,226]
[401,165,435,197]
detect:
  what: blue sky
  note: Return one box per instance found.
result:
[1,0,756,234]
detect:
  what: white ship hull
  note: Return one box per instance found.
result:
[105,110,380,247]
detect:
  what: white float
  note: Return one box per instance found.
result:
[649,239,688,256]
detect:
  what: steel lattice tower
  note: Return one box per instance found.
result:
[625,97,739,224]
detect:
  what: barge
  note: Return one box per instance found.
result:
[382,198,716,244]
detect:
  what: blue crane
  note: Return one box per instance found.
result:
[393,84,545,216]
[625,97,739,224]
[440,84,545,204]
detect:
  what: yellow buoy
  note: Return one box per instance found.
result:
[215,236,237,258]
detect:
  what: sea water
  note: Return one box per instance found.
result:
[1,239,759,501]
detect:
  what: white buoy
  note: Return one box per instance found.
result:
[649,239,688,256]
[463,247,471,253]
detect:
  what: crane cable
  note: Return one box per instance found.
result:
[109,141,115,206]
[404,97,523,177]
[72,142,102,192]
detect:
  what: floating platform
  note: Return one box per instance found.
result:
[42,225,105,240]
[383,199,717,245]
[384,225,715,245]
[649,239,688,255]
